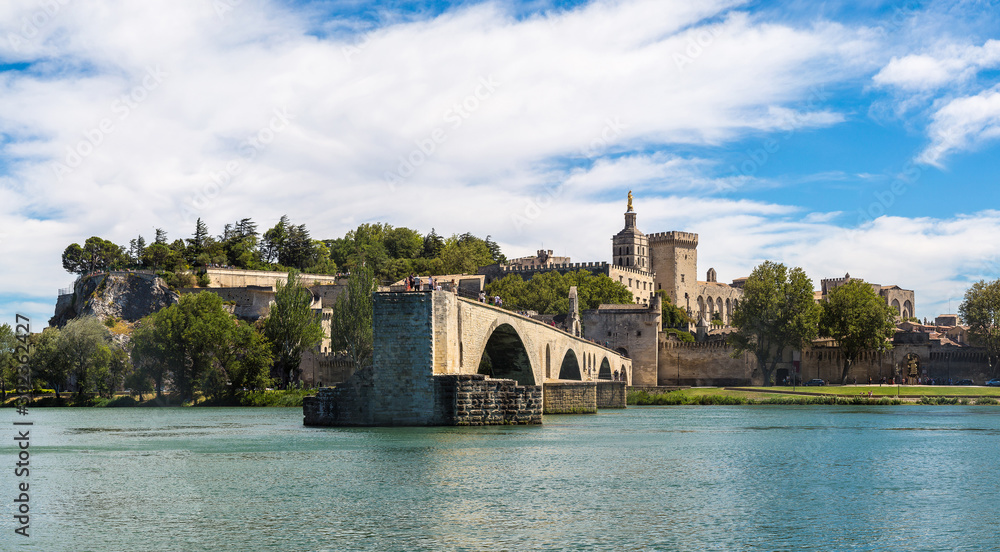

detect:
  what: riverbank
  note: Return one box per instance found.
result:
[1,388,312,407]
[628,386,1000,406]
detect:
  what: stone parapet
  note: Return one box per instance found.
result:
[647,231,698,246]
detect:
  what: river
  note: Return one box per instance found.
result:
[9,406,999,551]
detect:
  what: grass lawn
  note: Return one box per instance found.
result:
[740,385,1000,397]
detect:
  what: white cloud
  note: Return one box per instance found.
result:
[0,0,988,326]
[873,39,1000,92]
[918,87,1000,166]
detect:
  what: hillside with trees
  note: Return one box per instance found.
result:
[61,217,507,286]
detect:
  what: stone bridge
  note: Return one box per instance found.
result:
[304,291,631,426]
[425,292,633,385]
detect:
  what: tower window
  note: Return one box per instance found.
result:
[681,275,685,283]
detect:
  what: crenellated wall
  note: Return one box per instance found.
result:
[658,337,758,386]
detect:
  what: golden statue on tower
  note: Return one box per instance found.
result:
[627,190,633,212]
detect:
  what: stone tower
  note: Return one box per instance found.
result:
[612,194,650,271]
[648,231,699,316]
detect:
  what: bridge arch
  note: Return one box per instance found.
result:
[476,323,536,386]
[598,357,612,380]
[558,349,582,380]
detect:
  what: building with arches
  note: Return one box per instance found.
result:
[819,273,916,320]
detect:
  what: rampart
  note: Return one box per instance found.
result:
[658,337,758,386]
[205,268,344,288]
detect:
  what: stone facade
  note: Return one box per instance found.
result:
[204,267,343,288]
[507,250,571,268]
[820,273,915,319]
[648,231,699,307]
[543,382,598,414]
[596,381,627,408]
[434,374,542,425]
[582,300,661,386]
[799,342,993,384]
[658,337,758,386]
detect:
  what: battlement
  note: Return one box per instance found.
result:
[499,261,609,273]
[647,231,698,245]
[608,264,654,277]
[659,337,733,350]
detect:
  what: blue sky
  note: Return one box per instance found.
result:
[2,0,1000,327]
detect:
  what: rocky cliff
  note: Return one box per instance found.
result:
[50,272,179,327]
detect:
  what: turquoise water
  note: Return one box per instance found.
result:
[7,406,999,551]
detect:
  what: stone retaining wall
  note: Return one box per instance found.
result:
[303,367,375,426]
[596,381,627,408]
[437,374,542,425]
[544,382,597,414]
[303,372,542,426]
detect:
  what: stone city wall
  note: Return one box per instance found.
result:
[801,344,994,384]
[658,338,757,386]
[205,268,343,288]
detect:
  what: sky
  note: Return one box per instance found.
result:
[2,0,1000,327]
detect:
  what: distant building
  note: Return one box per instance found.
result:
[819,273,916,319]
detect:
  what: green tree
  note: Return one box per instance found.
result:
[728,261,821,386]
[819,279,897,384]
[0,324,19,399]
[61,237,126,274]
[484,235,506,264]
[141,242,184,271]
[130,292,239,401]
[958,279,1000,377]
[56,316,113,398]
[385,227,424,259]
[422,228,444,258]
[28,328,69,398]
[484,270,633,314]
[656,290,692,329]
[218,322,274,396]
[263,271,325,385]
[439,234,495,275]
[187,217,210,259]
[331,263,376,372]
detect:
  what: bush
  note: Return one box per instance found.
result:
[666,330,695,343]
[196,272,211,287]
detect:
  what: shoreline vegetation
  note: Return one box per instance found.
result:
[1,388,314,408]
[629,386,1000,406]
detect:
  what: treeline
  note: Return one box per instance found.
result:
[61,217,507,285]
[484,270,634,314]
